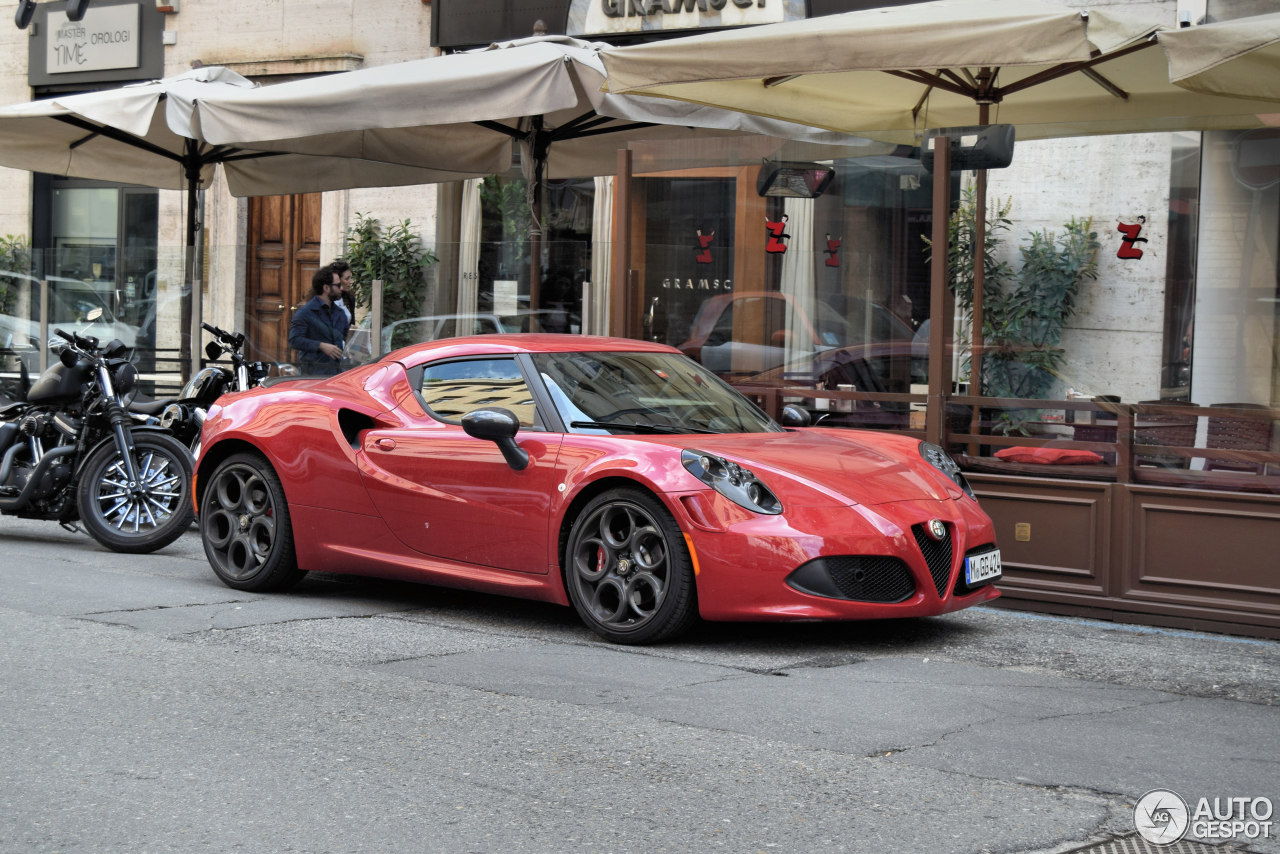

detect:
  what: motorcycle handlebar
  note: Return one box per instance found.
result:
[53,328,99,352]
[201,322,245,349]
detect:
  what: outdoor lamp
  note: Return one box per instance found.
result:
[756,161,835,198]
[65,0,89,21]
[14,0,35,28]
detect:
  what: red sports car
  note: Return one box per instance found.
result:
[194,335,1001,644]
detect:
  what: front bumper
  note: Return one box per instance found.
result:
[677,492,1001,622]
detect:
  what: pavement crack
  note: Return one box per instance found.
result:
[80,598,253,616]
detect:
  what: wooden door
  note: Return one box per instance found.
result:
[246,193,323,363]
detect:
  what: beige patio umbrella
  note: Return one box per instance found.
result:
[187,35,892,307]
[599,0,1280,429]
[599,0,1280,141]
[0,65,492,376]
[1161,10,1280,102]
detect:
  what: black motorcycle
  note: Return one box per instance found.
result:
[0,326,195,553]
[155,323,284,453]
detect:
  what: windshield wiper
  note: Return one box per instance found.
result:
[569,420,716,435]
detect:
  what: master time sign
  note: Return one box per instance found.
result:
[568,0,803,36]
[46,3,140,74]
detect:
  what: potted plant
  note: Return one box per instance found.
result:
[925,192,1101,436]
[338,213,438,353]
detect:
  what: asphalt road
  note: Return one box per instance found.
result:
[1,515,1277,854]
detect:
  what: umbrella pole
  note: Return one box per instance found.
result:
[528,119,546,312]
[925,138,952,448]
[183,155,201,383]
[967,102,991,454]
[968,166,986,452]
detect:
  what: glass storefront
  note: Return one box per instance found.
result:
[1,175,188,399]
[336,127,1273,493]
[603,130,1277,487]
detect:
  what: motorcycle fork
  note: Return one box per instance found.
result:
[97,362,142,489]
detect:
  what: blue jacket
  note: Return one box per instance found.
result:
[289,296,349,376]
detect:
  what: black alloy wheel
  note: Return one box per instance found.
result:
[199,452,305,592]
[564,487,697,644]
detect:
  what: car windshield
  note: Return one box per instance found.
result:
[532,350,782,435]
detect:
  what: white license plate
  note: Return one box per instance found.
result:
[965,550,1002,585]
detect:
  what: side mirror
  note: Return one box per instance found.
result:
[461,407,529,471]
[779,404,811,428]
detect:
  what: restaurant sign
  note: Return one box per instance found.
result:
[567,0,804,37]
[46,3,141,75]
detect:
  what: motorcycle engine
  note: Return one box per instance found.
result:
[8,411,78,507]
[17,412,50,437]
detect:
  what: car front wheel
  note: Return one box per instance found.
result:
[564,487,697,644]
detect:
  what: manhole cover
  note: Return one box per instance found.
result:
[1061,833,1248,854]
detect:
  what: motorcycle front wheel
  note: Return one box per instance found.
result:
[77,432,195,554]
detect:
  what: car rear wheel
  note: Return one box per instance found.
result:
[564,487,697,644]
[200,452,305,592]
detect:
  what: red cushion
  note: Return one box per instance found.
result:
[994,447,1105,465]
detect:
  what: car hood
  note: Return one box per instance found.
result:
[655,428,961,507]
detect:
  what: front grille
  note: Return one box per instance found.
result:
[786,556,916,603]
[827,556,916,603]
[912,523,954,598]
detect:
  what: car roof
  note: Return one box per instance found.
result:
[388,333,683,361]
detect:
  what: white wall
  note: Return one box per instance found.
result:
[986,134,1175,403]
[0,7,34,240]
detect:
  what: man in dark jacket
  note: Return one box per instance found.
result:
[289,266,349,376]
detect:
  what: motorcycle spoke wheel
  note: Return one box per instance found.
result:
[96,449,185,532]
[77,433,195,555]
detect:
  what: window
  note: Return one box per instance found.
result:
[418,357,538,427]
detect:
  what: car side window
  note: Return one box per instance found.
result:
[418,357,539,427]
[705,301,734,347]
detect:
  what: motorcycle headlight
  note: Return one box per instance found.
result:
[681,449,782,515]
[919,442,975,499]
[111,361,138,397]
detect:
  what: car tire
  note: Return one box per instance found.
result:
[200,452,305,592]
[564,487,697,644]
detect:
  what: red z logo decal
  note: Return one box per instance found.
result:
[824,234,841,267]
[695,229,715,264]
[1117,216,1148,260]
[765,215,790,254]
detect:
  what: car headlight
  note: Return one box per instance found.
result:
[682,449,782,515]
[919,442,975,499]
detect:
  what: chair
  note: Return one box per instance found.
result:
[1134,399,1198,469]
[1205,403,1275,475]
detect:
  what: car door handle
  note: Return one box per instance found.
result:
[374,437,396,451]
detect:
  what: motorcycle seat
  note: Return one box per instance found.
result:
[129,396,180,416]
